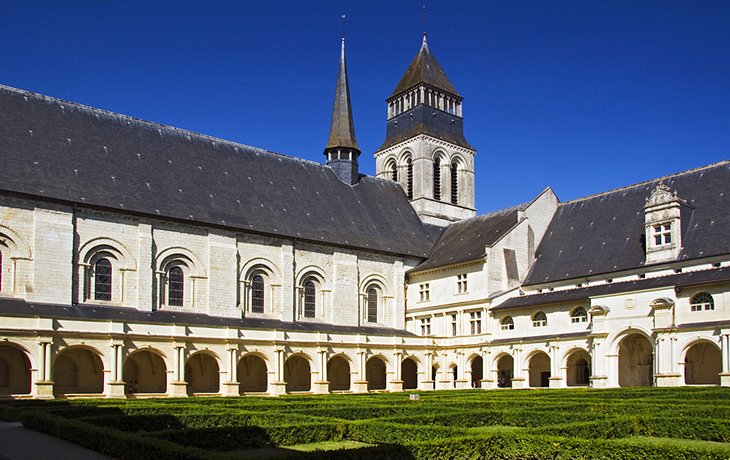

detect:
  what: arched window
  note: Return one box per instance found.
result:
[532,311,547,327]
[168,266,184,307]
[406,158,413,200]
[94,258,112,301]
[690,292,714,312]
[450,162,459,204]
[501,316,514,331]
[388,160,397,182]
[367,288,378,323]
[433,158,441,201]
[304,279,316,318]
[571,306,588,323]
[251,275,265,314]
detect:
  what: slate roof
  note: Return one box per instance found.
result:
[524,161,730,286]
[325,39,359,152]
[391,34,460,98]
[411,204,524,272]
[494,266,730,311]
[0,84,436,258]
[0,298,416,337]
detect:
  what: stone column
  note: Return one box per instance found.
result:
[34,339,54,399]
[480,350,492,389]
[269,346,287,396]
[589,334,609,388]
[312,349,330,394]
[455,352,468,389]
[221,345,239,396]
[436,354,451,390]
[107,342,126,398]
[655,332,681,386]
[390,351,404,392]
[720,334,730,387]
[352,351,369,393]
[168,344,188,397]
[548,344,563,388]
[511,347,526,388]
[419,351,434,391]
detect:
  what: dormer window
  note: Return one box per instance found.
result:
[653,223,672,246]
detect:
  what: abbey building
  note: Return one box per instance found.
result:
[1,35,729,398]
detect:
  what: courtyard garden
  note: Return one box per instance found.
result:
[1,387,730,459]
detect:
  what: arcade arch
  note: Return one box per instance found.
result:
[0,345,31,395]
[401,357,418,390]
[285,355,311,392]
[366,356,387,391]
[618,333,653,387]
[53,347,104,395]
[684,341,721,385]
[123,349,167,394]
[185,352,220,394]
[238,354,268,393]
[327,355,351,392]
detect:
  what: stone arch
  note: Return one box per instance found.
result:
[156,247,206,277]
[564,348,591,387]
[469,354,483,388]
[240,258,279,315]
[327,354,351,392]
[448,362,458,388]
[296,268,327,320]
[617,331,654,387]
[285,354,312,392]
[494,353,514,388]
[0,224,32,260]
[123,348,167,394]
[527,350,551,388]
[401,357,418,390]
[384,156,398,181]
[79,237,136,269]
[683,339,721,385]
[366,356,387,391]
[238,353,268,393]
[431,363,438,390]
[53,346,105,395]
[0,344,31,395]
[361,275,388,325]
[185,351,220,395]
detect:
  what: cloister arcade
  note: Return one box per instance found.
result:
[0,334,728,399]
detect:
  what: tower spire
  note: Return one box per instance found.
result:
[324,33,360,185]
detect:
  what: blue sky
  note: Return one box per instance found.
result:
[2,1,728,213]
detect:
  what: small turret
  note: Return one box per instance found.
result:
[324,38,360,185]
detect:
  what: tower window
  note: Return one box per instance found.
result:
[304,280,316,318]
[94,258,112,301]
[433,158,441,201]
[251,274,265,314]
[406,158,413,200]
[388,160,397,182]
[168,266,184,307]
[451,162,459,204]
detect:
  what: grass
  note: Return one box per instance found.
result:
[2,387,730,459]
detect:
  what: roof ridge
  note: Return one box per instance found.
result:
[561,160,730,205]
[0,83,329,169]
[455,201,527,225]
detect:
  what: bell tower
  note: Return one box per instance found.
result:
[374,34,476,226]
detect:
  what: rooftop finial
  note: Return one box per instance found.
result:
[341,13,346,41]
[421,0,428,36]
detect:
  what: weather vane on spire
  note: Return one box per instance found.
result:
[422,0,428,36]
[341,14,346,40]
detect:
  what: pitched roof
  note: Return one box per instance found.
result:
[0,84,436,258]
[411,204,524,272]
[524,161,730,286]
[391,34,460,98]
[495,266,730,311]
[325,38,359,152]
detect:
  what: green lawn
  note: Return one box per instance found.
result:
[2,387,730,459]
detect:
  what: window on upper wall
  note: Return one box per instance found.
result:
[501,316,514,331]
[367,288,378,323]
[168,266,184,307]
[450,313,457,336]
[433,158,441,200]
[93,258,112,301]
[469,311,482,335]
[304,279,316,318]
[690,292,714,312]
[420,317,431,336]
[653,223,672,246]
[251,274,265,314]
[419,283,430,302]
[571,306,588,323]
[457,274,467,293]
[532,311,547,327]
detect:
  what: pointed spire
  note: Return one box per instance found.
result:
[391,34,459,97]
[325,37,359,152]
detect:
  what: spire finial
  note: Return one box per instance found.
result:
[341,14,346,41]
[421,0,428,36]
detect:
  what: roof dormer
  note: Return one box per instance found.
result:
[644,183,682,264]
